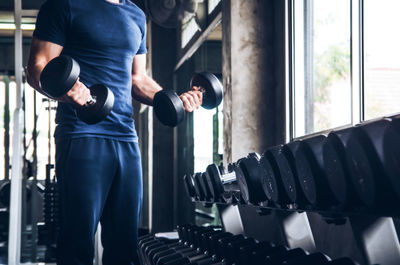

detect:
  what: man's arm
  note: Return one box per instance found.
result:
[131,54,162,106]
[131,54,202,112]
[26,37,91,106]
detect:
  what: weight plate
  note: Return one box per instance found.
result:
[259,154,278,203]
[76,84,114,124]
[190,72,223,109]
[383,118,400,199]
[192,173,206,201]
[322,129,352,206]
[40,55,80,98]
[295,141,318,206]
[183,174,196,199]
[153,90,185,127]
[346,127,377,208]
[205,164,225,200]
[270,145,298,203]
[237,156,267,204]
[199,172,212,201]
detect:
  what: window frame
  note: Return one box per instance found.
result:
[287,0,365,141]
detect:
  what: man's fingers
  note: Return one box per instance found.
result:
[180,95,193,112]
[187,91,201,108]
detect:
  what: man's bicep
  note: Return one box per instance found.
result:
[28,37,63,67]
[132,54,147,76]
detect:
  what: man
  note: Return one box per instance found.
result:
[26,0,202,264]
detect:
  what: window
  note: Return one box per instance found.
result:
[290,0,398,139]
[292,0,351,137]
[364,0,400,119]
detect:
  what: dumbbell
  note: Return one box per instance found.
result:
[294,135,340,209]
[345,117,400,209]
[183,174,197,201]
[283,252,330,265]
[259,145,299,207]
[153,72,223,127]
[205,162,242,204]
[234,153,269,205]
[191,173,209,202]
[266,248,307,264]
[152,226,216,264]
[382,114,400,202]
[40,55,115,124]
[322,127,360,208]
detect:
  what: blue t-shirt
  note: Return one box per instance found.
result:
[34,0,147,142]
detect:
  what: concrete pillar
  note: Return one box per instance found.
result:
[222,0,286,163]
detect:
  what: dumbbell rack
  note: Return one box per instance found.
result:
[182,115,400,265]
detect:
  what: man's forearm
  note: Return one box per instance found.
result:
[131,74,162,106]
[26,59,49,97]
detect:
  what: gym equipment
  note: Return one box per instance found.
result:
[40,55,115,124]
[294,135,337,208]
[346,118,399,209]
[322,127,359,208]
[183,174,197,201]
[259,146,298,207]
[235,153,269,205]
[205,162,242,204]
[192,173,207,202]
[381,115,400,202]
[140,224,358,265]
[153,72,223,127]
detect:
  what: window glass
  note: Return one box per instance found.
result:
[364,0,400,119]
[208,0,221,14]
[293,0,351,137]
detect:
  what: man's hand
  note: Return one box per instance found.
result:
[57,78,91,107]
[179,86,203,112]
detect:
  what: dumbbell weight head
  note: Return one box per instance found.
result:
[235,153,269,205]
[153,90,185,127]
[40,55,80,98]
[205,164,225,201]
[76,84,115,124]
[295,135,338,208]
[322,127,359,208]
[260,148,294,206]
[346,118,399,209]
[154,72,223,127]
[382,115,400,201]
[183,174,197,201]
[190,72,223,109]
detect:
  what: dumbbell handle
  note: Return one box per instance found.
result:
[220,172,236,185]
[85,94,96,106]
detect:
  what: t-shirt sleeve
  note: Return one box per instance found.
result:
[136,22,147,54]
[33,0,71,46]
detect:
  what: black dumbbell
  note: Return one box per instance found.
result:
[154,72,223,127]
[382,114,400,202]
[266,248,307,264]
[205,232,233,256]
[294,135,339,208]
[235,153,269,205]
[268,142,307,207]
[40,55,115,124]
[215,234,245,260]
[192,173,207,202]
[328,257,358,265]
[205,163,242,204]
[346,118,399,209]
[184,174,197,201]
[283,252,330,265]
[224,237,257,264]
[259,146,298,207]
[322,127,360,208]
